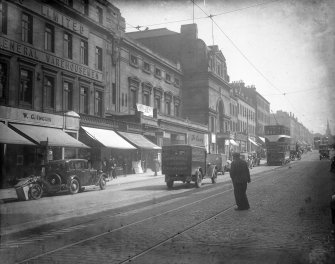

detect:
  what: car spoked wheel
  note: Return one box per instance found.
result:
[69,178,80,194]
[29,183,43,200]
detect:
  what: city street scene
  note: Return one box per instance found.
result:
[0,0,335,263]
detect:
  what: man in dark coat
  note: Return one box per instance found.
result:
[230,152,251,210]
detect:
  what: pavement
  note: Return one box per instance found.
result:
[0,159,268,202]
[0,169,164,202]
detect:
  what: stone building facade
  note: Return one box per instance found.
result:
[127,24,231,155]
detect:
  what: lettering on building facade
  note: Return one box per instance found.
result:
[0,37,103,82]
[41,5,89,38]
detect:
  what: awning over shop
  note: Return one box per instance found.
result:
[258,136,265,143]
[0,122,35,145]
[11,124,89,148]
[248,137,259,146]
[81,126,136,149]
[265,135,291,142]
[117,131,161,150]
[229,139,239,146]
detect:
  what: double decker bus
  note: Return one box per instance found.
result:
[264,125,291,166]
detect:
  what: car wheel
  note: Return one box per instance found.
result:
[195,171,202,188]
[99,177,107,190]
[69,178,80,194]
[29,183,43,200]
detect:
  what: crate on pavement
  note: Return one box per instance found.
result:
[14,178,32,201]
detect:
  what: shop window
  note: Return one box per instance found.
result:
[19,68,33,105]
[22,13,33,44]
[96,6,103,24]
[94,90,103,116]
[45,24,55,52]
[130,89,137,109]
[64,33,72,59]
[43,75,55,109]
[2,1,7,34]
[80,40,88,65]
[0,62,8,102]
[63,81,73,111]
[95,46,102,70]
[80,86,89,114]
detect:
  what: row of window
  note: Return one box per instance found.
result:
[60,0,103,24]
[0,61,103,116]
[238,103,255,121]
[129,54,180,87]
[3,11,103,70]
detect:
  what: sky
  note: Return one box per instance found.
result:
[113,0,335,135]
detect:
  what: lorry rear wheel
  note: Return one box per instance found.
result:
[195,171,202,188]
[166,180,174,189]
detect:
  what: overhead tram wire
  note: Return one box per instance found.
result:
[125,0,281,31]
[190,0,306,120]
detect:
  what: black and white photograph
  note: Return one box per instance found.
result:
[1,0,335,263]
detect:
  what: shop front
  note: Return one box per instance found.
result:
[0,106,87,187]
[235,133,248,153]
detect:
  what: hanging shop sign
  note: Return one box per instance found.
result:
[0,36,103,82]
[136,104,153,117]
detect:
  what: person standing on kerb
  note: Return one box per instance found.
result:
[230,152,251,211]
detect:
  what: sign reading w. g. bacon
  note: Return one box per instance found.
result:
[0,36,103,82]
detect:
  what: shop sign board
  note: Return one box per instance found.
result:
[136,104,153,117]
[0,36,103,82]
[0,106,78,129]
[188,132,205,147]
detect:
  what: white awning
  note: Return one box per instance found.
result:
[11,124,89,148]
[248,137,259,146]
[117,131,161,150]
[81,126,136,149]
[265,135,291,142]
[229,139,239,146]
[0,123,35,145]
[258,136,265,143]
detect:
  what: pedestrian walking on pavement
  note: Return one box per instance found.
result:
[230,152,251,211]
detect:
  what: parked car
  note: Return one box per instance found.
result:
[16,159,108,200]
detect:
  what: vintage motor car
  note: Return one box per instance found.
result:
[20,159,108,200]
[162,145,218,189]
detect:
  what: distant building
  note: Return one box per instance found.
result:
[127,24,231,155]
[270,110,313,148]
[230,82,256,152]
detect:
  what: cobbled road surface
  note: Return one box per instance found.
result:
[1,151,335,264]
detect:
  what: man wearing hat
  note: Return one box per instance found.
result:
[230,152,251,210]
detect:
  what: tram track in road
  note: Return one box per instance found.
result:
[9,170,279,264]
